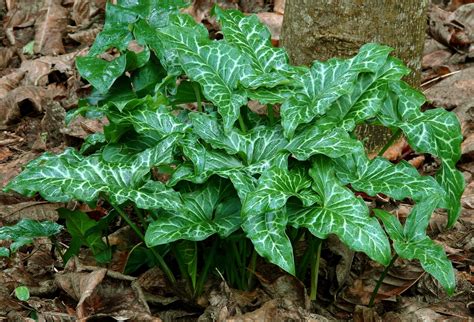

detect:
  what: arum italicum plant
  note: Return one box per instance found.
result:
[5,0,464,300]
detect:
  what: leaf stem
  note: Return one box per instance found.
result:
[247,247,258,290]
[107,199,176,284]
[267,105,275,125]
[195,238,218,297]
[369,254,398,307]
[310,236,322,301]
[238,114,247,133]
[377,129,402,157]
[133,205,147,230]
[192,82,203,113]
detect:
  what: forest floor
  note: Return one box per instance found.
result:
[0,0,473,320]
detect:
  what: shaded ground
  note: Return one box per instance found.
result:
[0,0,473,320]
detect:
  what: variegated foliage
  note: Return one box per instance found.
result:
[5,0,463,293]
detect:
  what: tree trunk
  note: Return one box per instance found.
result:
[280,0,429,153]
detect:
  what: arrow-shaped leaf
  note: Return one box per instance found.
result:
[242,209,295,275]
[374,208,456,295]
[334,146,444,202]
[242,167,317,217]
[214,7,290,88]
[280,43,392,138]
[5,142,181,211]
[286,124,361,160]
[145,178,241,246]
[289,157,391,265]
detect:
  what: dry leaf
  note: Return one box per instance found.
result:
[3,0,43,29]
[428,4,474,52]
[0,147,13,163]
[256,12,283,46]
[0,47,16,70]
[0,201,62,224]
[0,70,25,99]
[56,264,154,320]
[461,132,474,159]
[274,0,285,14]
[408,155,425,169]
[381,137,408,161]
[69,27,101,46]
[448,0,474,11]
[34,0,68,55]
[72,0,91,27]
[0,85,45,125]
[422,49,452,68]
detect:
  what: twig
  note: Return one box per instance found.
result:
[421,70,461,89]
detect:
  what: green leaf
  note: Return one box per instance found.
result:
[280,43,392,138]
[436,161,465,227]
[58,209,111,263]
[126,45,151,71]
[88,3,136,56]
[176,41,253,132]
[15,286,30,301]
[131,56,167,95]
[80,133,106,154]
[118,0,189,19]
[169,136,244,185]
[0,219,61,254]
[0,247,9,257]
[190,112,288,172]
[402,200,439,241]
[334,146,444,202]
[247,86,294,105]
[394,237,455,295]
[5,143,182,210]
[174,240,198,288]
[76,55,127,94]
[375,206,456,294]
[286,124,361,160]
[137,13,209,73]
[372,209,404,241]
[214,7,290,88]
[146,178,241,246]
[0,219,62,240]
[126,105,190,140]
[242,209,295,275]
[289,157,391,265]
[379,81,462,164]
[242,167,316,217]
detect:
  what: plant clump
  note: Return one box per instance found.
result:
[5,0,464,297]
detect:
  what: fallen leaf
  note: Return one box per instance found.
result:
[274,0,285,14]
[428,4,474,53]
[408,155,425,169]
[256,12,283,46]
[0,47,16,70]
[0,201,62,224]
[56,262,154,320]
[69,27,101,46]
[461,133,474,159]
[0,70,25,99]
[72,0,91,27]
[3,0,43,29]
[449,0,474,11]
[0,147,13,163]
[34,0,68,55]
[422,49,452,68]
[0,86,45,125]
[381,137,408,161]
[425,66,474,109]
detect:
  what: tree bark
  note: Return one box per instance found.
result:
[280,0,429,153]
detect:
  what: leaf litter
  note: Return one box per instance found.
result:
[0,0,472,320]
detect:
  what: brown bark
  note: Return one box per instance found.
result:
[280,0,429,152]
